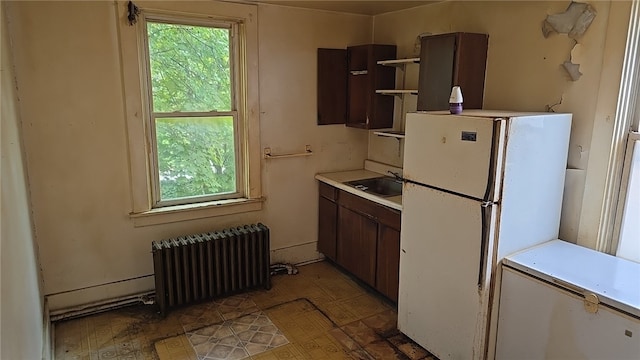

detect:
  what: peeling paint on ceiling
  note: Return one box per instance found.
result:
[542,2,596,82]
[563,60,582,81]
[542,1,597,39]
[564,43,585,81]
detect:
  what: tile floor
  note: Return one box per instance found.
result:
[54,261,437,360]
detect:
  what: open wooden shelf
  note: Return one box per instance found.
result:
[377,58,420,67]
[373,130,405,139]
[376,89,418,96]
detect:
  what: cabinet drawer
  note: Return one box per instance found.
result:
[377,206,401,230]
[339,190,401,230]
[339,190,378,217]
[319,182,338,201]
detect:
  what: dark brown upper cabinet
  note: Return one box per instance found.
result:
[417,33,488,111]
[317,45,397,129]
[347,44,396,129]
[317,48,347,125]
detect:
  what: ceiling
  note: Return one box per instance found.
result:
[249,1,436,16]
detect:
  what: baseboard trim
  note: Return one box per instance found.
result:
[294,257,325,267]
[49,291,155,322]
[270,241,323,265]
[47,275,154,313]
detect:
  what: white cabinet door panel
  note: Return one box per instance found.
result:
[496,267,640,360]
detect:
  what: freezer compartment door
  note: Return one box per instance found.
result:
[404,112,500,201]
[398,182,491,359]
[496,267,640,359]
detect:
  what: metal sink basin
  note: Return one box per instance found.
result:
[345,176,403,197]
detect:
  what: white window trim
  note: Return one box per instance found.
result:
[597,0,640,253]
[141,15,244,207]
[611,131,640,255]
[116,1,262,226]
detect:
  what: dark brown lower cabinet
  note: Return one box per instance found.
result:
[317,181,401,302]
[318,196,338,261]
[376,225,400,302]
[318,183,338,261]
[337,206,378,286]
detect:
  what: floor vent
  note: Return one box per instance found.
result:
[152,223,271,315]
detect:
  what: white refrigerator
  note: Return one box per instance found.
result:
[398,110,572,359]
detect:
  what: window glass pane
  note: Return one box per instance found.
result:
[147,22,231,112]
[156,116,236,201]
[617,140,640,263]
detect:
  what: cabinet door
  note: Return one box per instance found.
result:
[317,48,347,125]
[346,45,370,128]
[417,32,488,111]
[318,196,338,261]
[417,33,456,111]
[452,33,489,110]
[376,225,400,302]
[337,206,378,286]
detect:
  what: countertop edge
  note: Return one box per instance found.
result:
[315,170,403,211]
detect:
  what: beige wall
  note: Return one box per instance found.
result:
[258,4,372,262]
[0,3,45,358]
[370,1,630,245]
[6,1,371,311]
[6,0,630,313]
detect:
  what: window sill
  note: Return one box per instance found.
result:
[130,197,264,227]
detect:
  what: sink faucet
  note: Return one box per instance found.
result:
[387,171,403,182]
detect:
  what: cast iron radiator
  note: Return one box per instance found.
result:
[152,223,271,315]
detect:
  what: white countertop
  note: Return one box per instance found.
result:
[503,239,640,317]
[315,161,402,211]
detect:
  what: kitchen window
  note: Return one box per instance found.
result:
[144,18,241,206]
[118,2,262,226]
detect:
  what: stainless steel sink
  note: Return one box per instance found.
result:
[345,176,403,197]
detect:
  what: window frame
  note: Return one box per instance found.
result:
[597,0,640,255]
[612,131,640,257]
[141,15,245,207]
[117,1,262,227]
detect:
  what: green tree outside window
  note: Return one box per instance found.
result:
[147,21,237,202]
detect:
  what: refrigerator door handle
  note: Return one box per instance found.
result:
[478,120,502,290]
[478,204,493,289]
[482,120,502,203]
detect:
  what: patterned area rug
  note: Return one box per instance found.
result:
[156,297,433,360]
